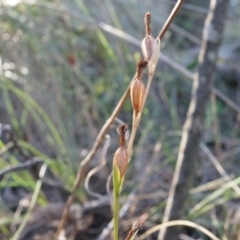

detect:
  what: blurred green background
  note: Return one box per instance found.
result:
[1,0,240,239]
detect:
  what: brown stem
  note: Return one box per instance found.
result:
[157,0,185,41]
[125,220,143,240]
[144,12,151,36]
[0,158,43,180]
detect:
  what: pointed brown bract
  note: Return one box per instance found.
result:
[144,12,151,36]
[113,124,128,178]
[136,59,148,78]
[117,124,128,147]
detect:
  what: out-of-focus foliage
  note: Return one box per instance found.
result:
[1,0,240,239]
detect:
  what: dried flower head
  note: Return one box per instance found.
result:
[130,78,145,114]
[113,124,128,178]
[130,59,147,114]
[141,12,157,62]
[141,36,158,62]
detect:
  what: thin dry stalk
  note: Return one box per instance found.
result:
[0,158,43,179]
[157,0,185,40]
[125,216,145,240]
[200,142,240,195]
[84,135,111,199]
[190,175,234,194]
[210,93,221,158]
[140,220,219,240]
[130,141,162,214]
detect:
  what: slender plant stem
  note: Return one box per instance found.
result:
[139,220,219,240]
[127,111,137,159]
[0,158,42,179]
[157,0,185,40]
[113,193,119,240]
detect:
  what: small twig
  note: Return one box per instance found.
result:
[212,87,240,114]
[130,141,162,214]
[139,220,219,240]
[157,0,185,40]
[11,163,48,240]
[125,216,145,240]
[200,142,240,195]
[0,158,43,180]
[84,135,110,199]
[190,175,234,194]
[210,93,221,158]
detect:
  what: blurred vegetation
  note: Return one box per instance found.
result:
[1,0,240,239]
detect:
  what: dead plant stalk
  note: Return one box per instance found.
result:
[56,0,184,237]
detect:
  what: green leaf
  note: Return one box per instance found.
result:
[113,162,122,196]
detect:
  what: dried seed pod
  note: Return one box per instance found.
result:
[141,35,158,62]
[113,124,128,178]
[130,78,145,114]
[141,12,158,62]
[113,147,128,179]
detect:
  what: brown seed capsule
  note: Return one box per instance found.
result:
[113,124,128,178]
[130,78,145,114]
[113,147,128,179]
[141,35,158,62]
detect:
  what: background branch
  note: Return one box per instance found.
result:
[158,1,230,239]
[0,158,42,180]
